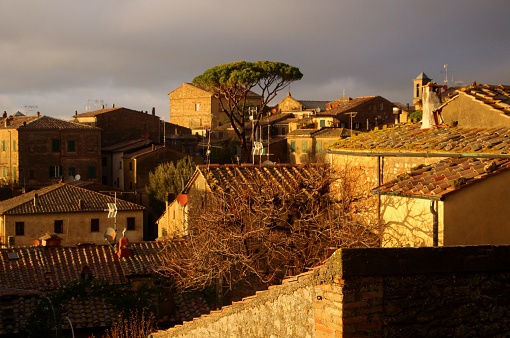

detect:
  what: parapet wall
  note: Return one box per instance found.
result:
[152,246,510,338]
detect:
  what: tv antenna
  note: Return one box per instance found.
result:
[24,105,38,115]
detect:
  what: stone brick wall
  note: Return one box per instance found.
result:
[155,275,316,338]
[152,246,510,338]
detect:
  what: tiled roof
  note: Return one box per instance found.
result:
[196,163,325,199]
[329,123,510,155]
[0,183,144,215]
[415,72,432,81]
[102,138,152,152]
[296,100,330,112]
[0,241,212,333]
[0,115,98,130]
[0,244,127,291]
[314,127,358,138]
[286,128,317,137]
[74,107,124,117]
[118,241,166,276]
[457,83,510,115]
[322,96,376,114]
[371,157,510,200]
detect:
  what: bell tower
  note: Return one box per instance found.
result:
[413,72,432,109]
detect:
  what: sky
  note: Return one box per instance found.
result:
[1,0,510,120]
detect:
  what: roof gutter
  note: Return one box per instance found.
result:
[326,149,510,159]
[370,189,444,201]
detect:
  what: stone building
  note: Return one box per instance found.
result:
[0,182,144,247]
[319,95,397,131]
[0,113,101,190]
[169,83,262,136]
[372,157,510,247]
[73,106,163,147]
[438,83,510,128]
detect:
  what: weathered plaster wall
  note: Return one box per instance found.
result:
[379,195,444,247]
[440,92,510,128]
[444,169,510,245]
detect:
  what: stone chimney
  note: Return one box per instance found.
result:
[421,83,442,129]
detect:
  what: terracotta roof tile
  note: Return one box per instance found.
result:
[0,245,127,291]
[372,157,510,199]
[0,183,144,215]
[331,123,510,155]
[118,241,166,276]
[460,84,510,115]
[196,164,326,200]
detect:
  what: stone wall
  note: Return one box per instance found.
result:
[152,246,510,338]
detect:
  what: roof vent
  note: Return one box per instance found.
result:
[7,252,19,260]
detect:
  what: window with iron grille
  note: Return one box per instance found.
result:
[91,219,100,232]
[127,217,135,231]
[54,220,64,234]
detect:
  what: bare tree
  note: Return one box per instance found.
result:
[158,163,379,303]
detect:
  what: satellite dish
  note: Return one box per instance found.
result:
[104,227,117,243]
[315,107,321,113]
[75,174,81,181]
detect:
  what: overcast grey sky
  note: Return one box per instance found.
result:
[1,0,509,120]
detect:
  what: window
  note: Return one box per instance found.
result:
[68,167,76,177]
[1,140,5,151]
[302,141,308,153]
[194,103,200,111]
[380,103,384,110]
[317,140,323,152]
[320,120,326,128]
[91,219,100,232]
[1,167,6,178]
[88,166,96,179]
[52,139,60,152]
[290,141,296,152]
[67,140,76,152]
[12,166,16,183]
[102,156,107,166]
[119,161,122,169]
[15,222,24,236]
[49,166,62,178]
[127,217,136,231]
[54,220,64,234]
[129,162,133,171]
[12,140,17,152]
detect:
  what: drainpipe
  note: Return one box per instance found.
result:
[430,201,438,246]
[377,156,382,237]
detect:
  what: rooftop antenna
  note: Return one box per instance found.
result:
[24,105,38,115]
[442,64,449,85]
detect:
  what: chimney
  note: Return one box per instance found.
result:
[117,231,133,258]
[152,107,156,115]
[4,119,8,127]
[33,193,39,207]
[36,111,40,117]
[78,199,83,210]
[421,83,441,129]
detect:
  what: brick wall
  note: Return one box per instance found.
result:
[152,246,510,338]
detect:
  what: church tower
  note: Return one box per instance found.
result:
[413,72,432,109]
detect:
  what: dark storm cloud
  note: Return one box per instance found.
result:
[1,0,509,118]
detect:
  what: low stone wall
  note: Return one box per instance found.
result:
[154,272,318,338]
[152,246,510,338]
